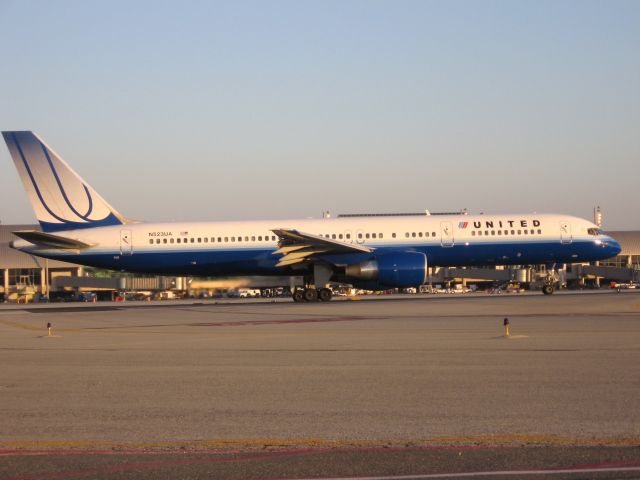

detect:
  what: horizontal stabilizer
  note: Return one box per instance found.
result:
[12,230,92,250]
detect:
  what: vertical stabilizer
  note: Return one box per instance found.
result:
[2,131,129,232]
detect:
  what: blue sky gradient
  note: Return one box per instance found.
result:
[1,0,638,228]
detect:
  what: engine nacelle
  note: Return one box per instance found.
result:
[345,251,427,289]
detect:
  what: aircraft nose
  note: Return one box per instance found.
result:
[604,236,622,257]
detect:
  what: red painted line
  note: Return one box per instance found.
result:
[2,446,640,480]
[0,450,319,480]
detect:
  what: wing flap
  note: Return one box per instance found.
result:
[272,228,372,267]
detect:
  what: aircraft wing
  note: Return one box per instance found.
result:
[11,230,93,250]
[271,229,373,267]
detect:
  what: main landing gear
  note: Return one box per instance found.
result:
[292,287,333,302]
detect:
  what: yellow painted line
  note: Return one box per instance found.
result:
[0,318,44,331]
[0,318,82,333]
[3,434,640,450]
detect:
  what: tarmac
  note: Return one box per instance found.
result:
[1,291,639,479]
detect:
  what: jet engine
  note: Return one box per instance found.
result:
[345,251,427,289]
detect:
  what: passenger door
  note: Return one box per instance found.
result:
[440,222,454,247]
[559,221,572,245]
[120,229,133,255]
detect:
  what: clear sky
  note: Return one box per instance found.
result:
[1,0,638,229]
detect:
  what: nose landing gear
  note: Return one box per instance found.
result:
[541,268,559,295]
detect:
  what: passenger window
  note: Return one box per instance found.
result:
[418,232,423,237]
[517,230,522,235]
[511,230,515,235]
[177,238,181,244]
[204,238,208,243]
[332,234,336,239]
[156,239,161,244]
[379,233,383,238]
[432,232,436,237]
[484,231,489,236]
[346,234,351,239]
[231,237,235,242]
[538,229,542,234]
[392,233,396,238]
[217,237,222,242]
[170,238,175,243]
[238,237,242,242]
[497,230,502,235]
[149,239,153,245]
[339,234,343,239]
[358,233,363,239]
[412,232,416,238]
[365,233,370,239]
[252,236,256,241]
[372,233,377,239]
[405,232,409,238]
[491,231,495,236]
[244,236,249,241]
[478,231,483,236]
[224,237,228,242]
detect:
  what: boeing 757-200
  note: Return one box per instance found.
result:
[2,131,621,301]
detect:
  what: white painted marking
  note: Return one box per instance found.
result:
[290,466,640,479]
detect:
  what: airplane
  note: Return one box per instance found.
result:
[2,131,621,301]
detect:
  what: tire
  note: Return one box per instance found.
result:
[292,290,305,302]
[542,284,554,295]
[318,288,333,302]
[303,288,318,302]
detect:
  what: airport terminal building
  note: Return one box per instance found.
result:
[1,225,81,301]
[1,224,639,301]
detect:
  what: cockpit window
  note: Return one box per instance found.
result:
[587,228,604,236]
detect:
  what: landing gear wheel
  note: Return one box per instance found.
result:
[318,288,333,302]
[303,288,318,302]
[292,289,305,302]
[542,284,555,295]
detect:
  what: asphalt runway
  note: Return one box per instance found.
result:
[1,291,639,479]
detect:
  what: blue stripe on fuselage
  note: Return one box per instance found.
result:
[38,240,619,276]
